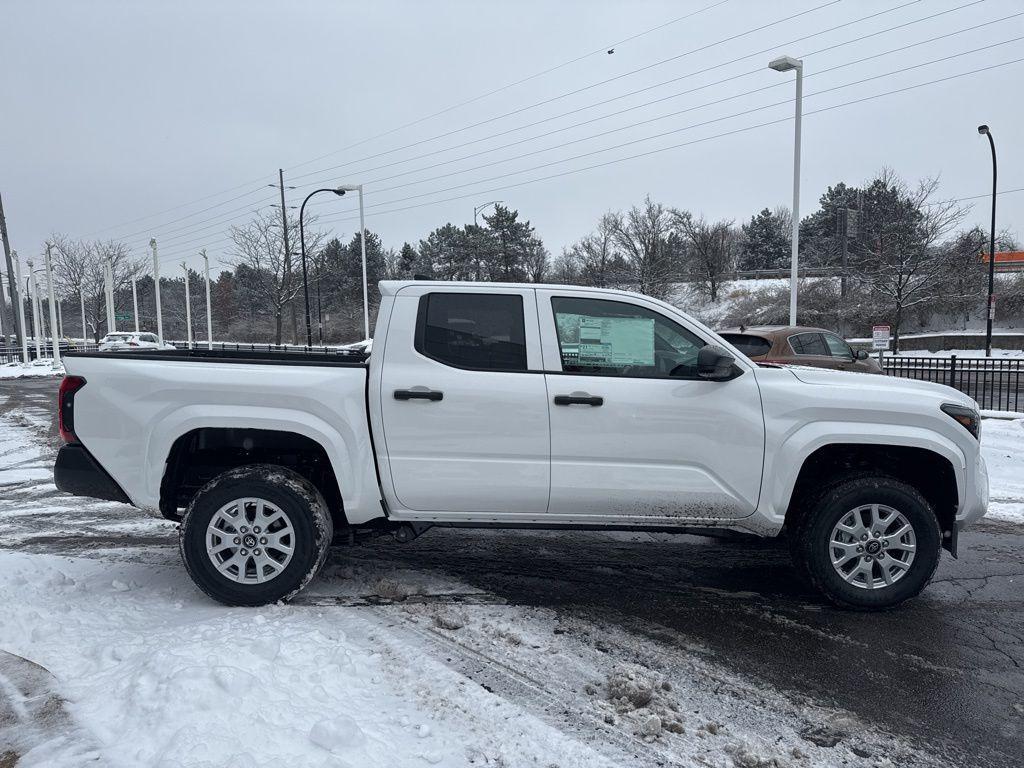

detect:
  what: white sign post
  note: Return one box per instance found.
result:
[872,324,891,366]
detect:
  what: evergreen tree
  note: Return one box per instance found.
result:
[739,208,790,271]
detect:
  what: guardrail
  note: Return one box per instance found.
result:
[884,355,1022,412]
[0,342,99,364]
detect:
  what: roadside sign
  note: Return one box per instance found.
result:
[115,313,132,322]
[872,325,890,351]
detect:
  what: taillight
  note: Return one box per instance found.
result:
[58,376,86,444]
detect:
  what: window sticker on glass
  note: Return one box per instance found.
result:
[576,316,655,366]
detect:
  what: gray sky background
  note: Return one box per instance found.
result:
[2,0,1022,277]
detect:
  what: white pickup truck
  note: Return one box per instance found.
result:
[54,280,989,610]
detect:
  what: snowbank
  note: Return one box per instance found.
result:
[982,416,1024,524]
[0,361,64,379]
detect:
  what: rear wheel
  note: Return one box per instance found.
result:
[179,465,333,606]
[792,476,941,610]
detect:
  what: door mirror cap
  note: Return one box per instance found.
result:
[855,349,869,360]
[698,344,738,380]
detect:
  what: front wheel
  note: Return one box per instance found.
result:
[179,465,333,606]
[792,476,941,610]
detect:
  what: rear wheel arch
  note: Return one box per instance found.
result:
[160,427,346,530]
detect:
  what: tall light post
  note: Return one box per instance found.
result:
[151,238,163,343]
[978,125,998,358]
[298,187,346,347]
[336,185,370,340]
[769,55,803,327]
[79,286,87,344]
[202,249,213,350]
[181,262,192,348]
[13,250,29,363]
[26,261,43,359]
[103,256,116,333]
[472,200,502,280]
[131,276,140,332]
[44,243,61,367]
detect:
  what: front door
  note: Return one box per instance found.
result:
[378,288,550,514]
[538,291,764,522]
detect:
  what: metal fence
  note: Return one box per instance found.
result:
[884,355,1022,412]
[0,341,98,364]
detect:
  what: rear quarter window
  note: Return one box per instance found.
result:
[719,334,772,358]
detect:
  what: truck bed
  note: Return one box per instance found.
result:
[62,347,369,366]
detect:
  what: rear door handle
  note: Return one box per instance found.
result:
[554,393,603,406]
[394,388,444,401]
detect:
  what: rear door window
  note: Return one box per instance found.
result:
[719,334,772,358]
[789,332,828,356]
[415,293,527,372]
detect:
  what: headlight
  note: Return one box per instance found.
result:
[941,403,980,440]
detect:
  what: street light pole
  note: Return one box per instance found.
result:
[79,286,87,344]
[27,261,43,359]
[978,125,998,358]
[298,187,346,347]
[44,243,61,367]
[13,251,29,363]
[202,249,212,350]
[131,276,140,332]
[769,55,803,327]
[181,262,192,348]
[150,239,163,343]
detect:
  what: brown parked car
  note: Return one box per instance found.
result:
[718,326,883,374]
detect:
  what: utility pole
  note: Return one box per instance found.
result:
[131,276,140,332]
[202,249,212,350]
[182,262,192,348]
[277,169,294,345]
[151,239,163,343]
[44,243,61,367]
[0,192,24,348]
[13,252,28,362]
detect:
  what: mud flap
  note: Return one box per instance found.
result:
[943,525,958,559]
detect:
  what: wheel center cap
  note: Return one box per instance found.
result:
[242,534,257,548]
[865,540,882,555]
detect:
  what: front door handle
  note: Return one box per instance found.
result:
[394,388,444,402]
[554,393,603,406]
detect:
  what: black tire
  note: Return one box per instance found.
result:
[179,464,333,606]
[792,476,941,610]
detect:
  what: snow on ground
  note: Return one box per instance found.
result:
[981,415,1024,524]
[0,361,64,379]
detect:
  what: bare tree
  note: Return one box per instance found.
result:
[563,212,625,288]
[612,197,677,300]
[228,211,323,345]
[850,172,968,351]
[49,236,143,340]
[674,213,737,303]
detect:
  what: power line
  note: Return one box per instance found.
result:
[298,0,1008,204]
[77,1,730,240]
[306,44,1023,222]
[286,0,733,173]
[306,28,1023,209]
[153,56,1024,260]
[307,58,1024,229]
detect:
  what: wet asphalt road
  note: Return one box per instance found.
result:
[2,376,1023,766]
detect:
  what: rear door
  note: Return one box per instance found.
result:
[537,290,764,521]
[378,286,550,514]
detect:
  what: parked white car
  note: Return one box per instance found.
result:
[55,281,988,610]
[97,332,175,352]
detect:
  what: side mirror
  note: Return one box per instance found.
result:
[855,349,869,360]
[697,344,737,380]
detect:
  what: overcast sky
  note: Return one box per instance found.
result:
[2,0,1022,277]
